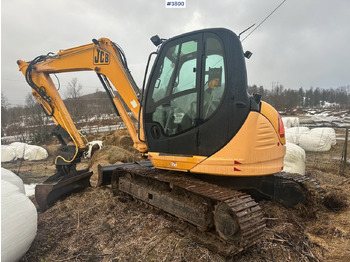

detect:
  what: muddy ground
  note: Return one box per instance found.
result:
[2,129,350,262]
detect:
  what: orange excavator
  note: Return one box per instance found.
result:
[17,28,319,256]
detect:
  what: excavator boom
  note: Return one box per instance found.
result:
[17,38,147,210]
[17,38,147,153]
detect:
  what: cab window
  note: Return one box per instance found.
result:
[202,37,225,120]
[151,40,198,136]
[148,35,226,136]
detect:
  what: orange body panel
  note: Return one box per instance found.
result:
[191,111,285,176]
[149,107,286,177]
[260,102,286,145]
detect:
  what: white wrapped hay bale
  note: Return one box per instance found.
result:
[308,128,336,146]
[7,142,48,161]
[1,168,37,262]
[283,142,306,175]
[24,145,49,161]
[9,142,27,159]
[285,127,310,144]
[1,145,17,162]
[1,168,25,194]
[299,128,336,152]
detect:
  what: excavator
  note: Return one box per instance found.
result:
[17,28,320,256]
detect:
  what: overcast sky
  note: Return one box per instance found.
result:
[1,0,350,106]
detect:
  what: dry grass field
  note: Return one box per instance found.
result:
[2,129,350,262]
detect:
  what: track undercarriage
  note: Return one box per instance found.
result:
[97,161,322,256]
[34,160,322,256]
[116,165,265,256]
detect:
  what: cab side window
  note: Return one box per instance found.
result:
[151,40,198,136]
[202,37,225,120]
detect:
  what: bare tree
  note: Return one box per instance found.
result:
[65,77,82,99]
[25,92,36,108]
[65,78,84,120]
[1,91,9,107]
[25,93,51,143]
[1,92,9,136]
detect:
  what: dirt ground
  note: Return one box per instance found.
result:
[2,129,350,262]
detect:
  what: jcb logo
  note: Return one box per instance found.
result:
[93,48,110,65]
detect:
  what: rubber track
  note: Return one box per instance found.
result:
[120,165,266,256]
[275,172,324,200]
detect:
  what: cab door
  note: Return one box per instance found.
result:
[144,33,202,155]
[196,30,250,156]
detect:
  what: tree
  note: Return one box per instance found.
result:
[270,83,285,110]
[305,87,314,108]
[284,89,298,110]
[65,77,82,99]
[248,85,258,94]
[24,93,51,143]
[258,86,265,99]
[1,92,9,136]
[1,91,9,108]
[65,78,84,120]
[298,87,304,107]
[25,92,36,108]
[314,87,321,107]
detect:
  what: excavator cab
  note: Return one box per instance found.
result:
[143,28,285,175]
[144,29,250,156]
